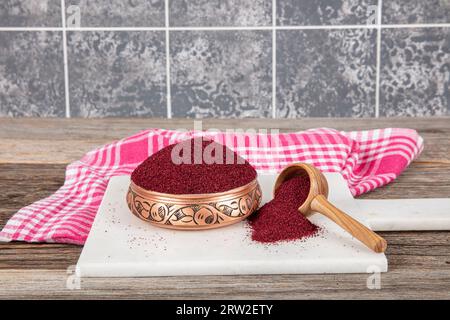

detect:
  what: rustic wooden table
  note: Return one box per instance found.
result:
[0,118,449,299]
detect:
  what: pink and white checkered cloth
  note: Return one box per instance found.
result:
[0,127,423,245]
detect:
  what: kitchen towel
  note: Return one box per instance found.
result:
[0,128,423,245]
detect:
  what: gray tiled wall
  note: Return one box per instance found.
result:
[67,31,167,117]
[0,31,65,116]
[0,0,449,118]
[0,0,62,27]
[171,30,272,118]
[277,0,378,26]
[170,0,272,27]
[65,0,165,27]
[277,28,377,118]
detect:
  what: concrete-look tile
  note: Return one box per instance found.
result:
[65,0,165,27]
[380,28,450,117]
[382,0,450,24]
[0,32,65,117]
[170,0,272,27]
[170,31,272,118]
[277,0,378,26]
[277,29,376,117]
[67,31,166,117]
[0,0,61,27]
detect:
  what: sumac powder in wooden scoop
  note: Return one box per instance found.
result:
[248,174,319,243]
[253,163,387,252]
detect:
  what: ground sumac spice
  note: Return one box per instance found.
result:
[248,174,318,243]
[131,138,257,194]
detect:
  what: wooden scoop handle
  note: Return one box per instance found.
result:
[311,195,387,253]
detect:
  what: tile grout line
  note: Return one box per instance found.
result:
[375,0,383,118]
[271,0,276,119]
[1,23,450,32]
[165,0,172,119]
[61,0,70,118]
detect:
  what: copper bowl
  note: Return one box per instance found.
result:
[126,178,262,230]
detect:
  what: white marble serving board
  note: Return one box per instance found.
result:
[76,173,394,277]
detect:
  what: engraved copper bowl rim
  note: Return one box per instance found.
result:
[126,177,262,230]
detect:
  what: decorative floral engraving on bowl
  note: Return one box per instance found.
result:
[127,180,262,230]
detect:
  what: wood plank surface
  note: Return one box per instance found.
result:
[0,118,449,299]
[0,117,449,164]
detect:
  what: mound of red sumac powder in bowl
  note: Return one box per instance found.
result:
[131,137,257,194]
[248,174,319,243]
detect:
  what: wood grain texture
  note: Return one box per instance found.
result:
[0,118,449,299]
[0,117,449,164]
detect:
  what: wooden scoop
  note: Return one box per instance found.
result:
[274,163,387,253]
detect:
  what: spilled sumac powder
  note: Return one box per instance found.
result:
[131,137,257,194]
[248,174,318,243]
